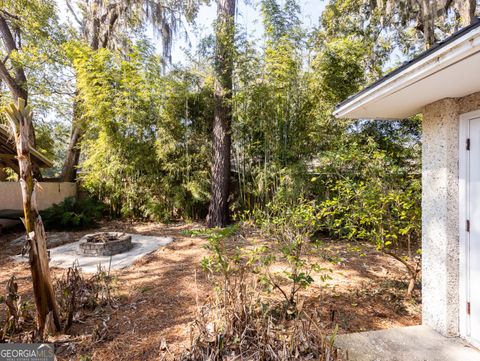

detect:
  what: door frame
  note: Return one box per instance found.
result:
[459,109,480,346]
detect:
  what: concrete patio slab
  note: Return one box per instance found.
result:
[334,325,480,361]
[12,234,173,273]
[10,232,77,247]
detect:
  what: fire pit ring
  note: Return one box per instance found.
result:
[78,232,133,256]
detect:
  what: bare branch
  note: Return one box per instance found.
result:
[65,0,83,27]
[0,58,25,100]
[0,10,20,21]
[384,250,416,276]
[0,15,19,54]
[0,14,27,99]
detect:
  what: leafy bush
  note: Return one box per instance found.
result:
[183,225,340,361]
[315,138,422,297]
[199,199,331,316]
[41,197,104,230]
[248,199,332,312]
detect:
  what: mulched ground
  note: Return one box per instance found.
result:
[0,220,421,360]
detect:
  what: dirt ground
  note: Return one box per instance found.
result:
[0,221,421,360]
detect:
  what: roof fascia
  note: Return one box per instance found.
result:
[333,26,480,119]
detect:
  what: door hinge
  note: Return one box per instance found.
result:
[467,302,471,315]
[467,220,470,232]
[467,138,471,150]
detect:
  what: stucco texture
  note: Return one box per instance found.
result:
[0,182,76,211]
[422,91,480,337]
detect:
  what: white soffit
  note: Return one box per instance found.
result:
[334,21,480,120]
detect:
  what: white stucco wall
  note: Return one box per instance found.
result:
[422,91,480,337]
[0,182,77,211]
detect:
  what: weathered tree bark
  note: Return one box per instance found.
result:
[5,100,60,338]
[207,0,236,228]
[421,0,436,48]
[0,16,28,102]
[61,99,83,182]
[0,14,42,180]
[0,168,7,181]
[61,121,82,182]
[385,250,420,298]
[457,0,477,26]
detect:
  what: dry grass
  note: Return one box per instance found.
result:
[0,221,420,360]
[181,273,342,361]
[54,262,115,333]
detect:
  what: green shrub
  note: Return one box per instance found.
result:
[41,197,104,230]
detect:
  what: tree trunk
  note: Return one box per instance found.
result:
[0,167,7,181]
[5,100,60,338]
[385,250,420,298]
[407,274,416,298]
[0,16,28,104]
[61,123,82,182]
[421,0,436,48]
[0,15,42,180]
[61,0,104,183]
[61,98,83,182]
[207,0,236,228]
[457,0,477,26]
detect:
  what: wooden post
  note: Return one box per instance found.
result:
[4,99,61,338]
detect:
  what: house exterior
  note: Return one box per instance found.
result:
[334,20,480,347]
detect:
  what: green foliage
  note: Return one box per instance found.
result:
[315,120,421,252]
[32,120,70,177]
[68,42,213,220]
[197,225,242,274]
[312,37,366,104]
[199,201,330,315]
[249,200,332,310]
[56,0,423,266]
[310,120,422,295]
[8,0,425,265]
[184,223,338,361]
[0,0,71,115]
[319,169,421,252]
[261,0,301,41]
[232,0,314,211]
[41,197,104,230]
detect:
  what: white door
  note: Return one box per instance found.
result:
[467,116,480,345]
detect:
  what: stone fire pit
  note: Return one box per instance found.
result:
[79,232,133,256]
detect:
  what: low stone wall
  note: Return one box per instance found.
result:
[0,182,76,211]
[79,233,133,256]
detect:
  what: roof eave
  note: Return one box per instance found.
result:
[334,20,480,120]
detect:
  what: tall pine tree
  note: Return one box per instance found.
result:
[207,0,236,227]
